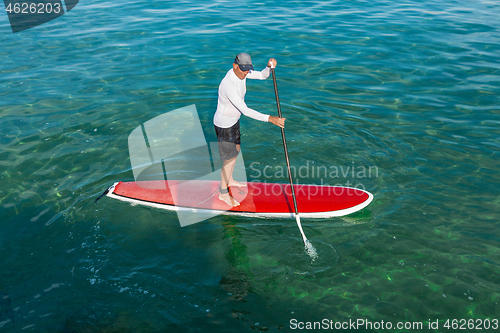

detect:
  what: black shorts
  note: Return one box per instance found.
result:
[214,121,241,161]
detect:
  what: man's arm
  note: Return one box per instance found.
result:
[246,58,277,80]
[246,66,271,80]
[225,83,285,128]
[225,82,270,122]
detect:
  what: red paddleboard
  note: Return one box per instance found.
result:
[106,180,373,218]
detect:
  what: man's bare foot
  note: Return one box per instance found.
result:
[228,180,247,187]
[219,192,240,207]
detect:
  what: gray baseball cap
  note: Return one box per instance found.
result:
[234,53,254,71]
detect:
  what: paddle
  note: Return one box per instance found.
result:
[270,66,317,259]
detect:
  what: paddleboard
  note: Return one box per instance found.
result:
[105,180,373,219]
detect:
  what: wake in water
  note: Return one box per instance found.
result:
[305,240,318,261]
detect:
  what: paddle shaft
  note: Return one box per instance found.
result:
[271,68,307,243]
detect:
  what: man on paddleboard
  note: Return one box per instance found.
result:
[214,53,285,207]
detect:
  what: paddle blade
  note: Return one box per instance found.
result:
[295,214,318,260]
[305,239,318,261]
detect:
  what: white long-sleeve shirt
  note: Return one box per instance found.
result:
[213,67,271,128]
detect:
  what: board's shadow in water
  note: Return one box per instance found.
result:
[219,218,253,302]
[218,217,341,304]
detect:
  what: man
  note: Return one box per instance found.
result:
[214,53,285,207]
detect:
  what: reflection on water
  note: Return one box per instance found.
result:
[220,218,252,302]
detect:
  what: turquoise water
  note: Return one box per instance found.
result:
[1,0,500,331]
